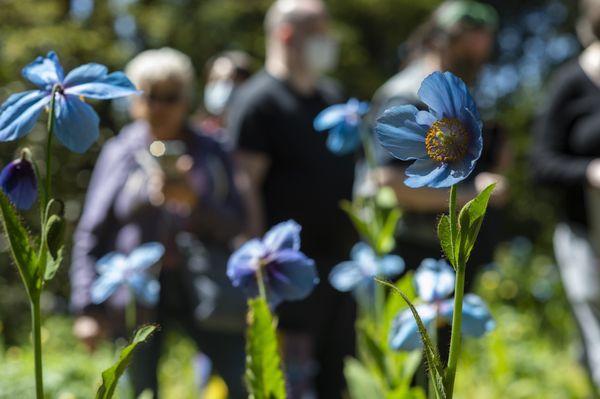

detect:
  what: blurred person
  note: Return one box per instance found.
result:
[228,0,357,397]
[197,50,254,145]
[69,47,247,398]
[532,0,600,390]
[368,0,510,284]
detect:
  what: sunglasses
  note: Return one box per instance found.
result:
[143,91,184,105]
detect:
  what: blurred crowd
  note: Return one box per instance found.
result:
[65,0,600,398]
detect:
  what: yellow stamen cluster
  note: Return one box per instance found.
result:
[425,118,469,163]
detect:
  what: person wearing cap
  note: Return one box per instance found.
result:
[70,47,247,397]
[367,0,510,286]
[228,0,357,397]
[532,0,600,391]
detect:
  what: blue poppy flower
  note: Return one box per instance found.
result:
[91,242,164,306]
[0,150,37,210]
[0,51,138,153]
[414,258,455,302]
[314,98,369,155]
[389,294,494,351]
[227,220,318,306]
[329,242,404,294]
[375,71,483,188]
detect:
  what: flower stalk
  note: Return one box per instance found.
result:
[445,184,464,396]
[31,296,43,399]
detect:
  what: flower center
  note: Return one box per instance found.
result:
[425,118,470,163]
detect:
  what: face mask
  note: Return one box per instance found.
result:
[203,79,234,116]
[303,35,339,73]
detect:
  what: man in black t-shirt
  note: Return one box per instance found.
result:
[228,1,356,398]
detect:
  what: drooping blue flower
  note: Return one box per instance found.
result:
[389,258,494,351]
[329,242,404,296]
[0,150,37,210]
[91,242,164,306]
[375,71,483,188]
[0,51,138,153]
[227,220,318,305]
[414,258,455,302]
[389,294,494,351]
[314,98,369,155]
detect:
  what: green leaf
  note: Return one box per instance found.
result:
[437,215,455,269]
[376,208,401,255]
[0,190,37,296]
[43,212,65,282]
[44,245,63,281]
[341,200,374,245]
[44,213,65,260]
[375,279,447,399]
[356,322,387,376]
[245,297,286,399]
[95,325,157,399]
[456,183,495,265]
[344,357,385,399]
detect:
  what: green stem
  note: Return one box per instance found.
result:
[126,291,137,334]
[255,266,267,302]
[31,297,44,399]
[360,124,378,173]
[373,277,385,332]
[445,262,465,397]
[44,86,58,209]
[449,185,457,245]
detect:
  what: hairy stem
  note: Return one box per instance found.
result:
[31,297,44,399]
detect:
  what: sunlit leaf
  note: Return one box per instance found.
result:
[457,184,495,266]
[95,325,157,399]
[245,297,286,399]
[437,215,455,269]
[376,278,447,399]
[344,357,385,399]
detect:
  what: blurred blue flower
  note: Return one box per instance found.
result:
[227,220,318,305]
[329,242,404,295]
[389,258,494,351]
[314,98,369,155]
[414,258,455,302]
[0,51,138,153]
[375,71,482,188]
[0,150,37,210]
[91,242,164,306]
[389,294,495,351]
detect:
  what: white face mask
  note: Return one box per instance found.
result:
[203,79,234,116]
[303,35,339,74]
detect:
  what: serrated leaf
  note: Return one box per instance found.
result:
[96,324,157,399]
[376,279,447,399]
[437,215,455,269]
[245,297,286,399]
[457,184,495,265]
[0,190,37,296]
[344,357,385,399]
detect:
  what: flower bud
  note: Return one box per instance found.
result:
[0,149,37,210]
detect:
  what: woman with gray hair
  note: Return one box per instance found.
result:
[70,47,247,397]
[532,0,600,392]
